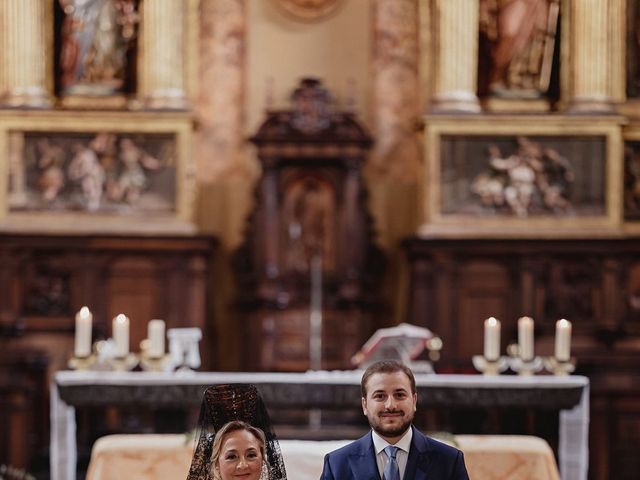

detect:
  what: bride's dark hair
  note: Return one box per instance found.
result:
[186,384,287,480]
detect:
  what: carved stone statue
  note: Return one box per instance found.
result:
[479,0,560,98]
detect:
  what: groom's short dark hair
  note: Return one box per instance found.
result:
[360,360,416,397]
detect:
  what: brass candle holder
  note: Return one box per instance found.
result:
[543,356,576,376]
[139,352,172,372]
[107,353,139,372]
[508,355,543,376]
[506,342,543,376]
[472,355,508,376]
[68,354,97,370]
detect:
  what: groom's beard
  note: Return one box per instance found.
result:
[368,409,414,438]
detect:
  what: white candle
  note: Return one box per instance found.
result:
[74,306,93,358]
[484,317,501,361]
[518,316,535,361]
[147,319,166,358]
[555,318,572,361]
[113,314,130,358]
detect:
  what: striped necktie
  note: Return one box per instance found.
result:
[383,445,401,480]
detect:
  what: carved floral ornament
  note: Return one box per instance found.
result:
[272,0,343,21]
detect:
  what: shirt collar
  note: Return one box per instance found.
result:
[371,426,413,455]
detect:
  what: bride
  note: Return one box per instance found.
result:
[186,384,287,480]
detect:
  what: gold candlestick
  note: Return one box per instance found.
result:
[543,356,576,376]
[107,353,139,372]
[68,354,97,371]
[508,356,543,376]
[139,352,172,372]
[472,355,508,376]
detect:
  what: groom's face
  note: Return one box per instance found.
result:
[362,371,417,443]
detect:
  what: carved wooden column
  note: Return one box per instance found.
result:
[261,160,280,282]
[430,0,480,112]
[567,0,614,113]
[0,0,51,108]
[139,0,188,109]
[339,159,364,284]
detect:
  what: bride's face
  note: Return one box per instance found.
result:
[217,429,264,480]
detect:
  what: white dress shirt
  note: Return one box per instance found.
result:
[372,427,413,480]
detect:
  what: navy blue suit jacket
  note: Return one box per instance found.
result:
[320,426,469,480]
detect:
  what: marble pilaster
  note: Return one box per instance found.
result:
[195,0,249,181]
[370,0,422,181]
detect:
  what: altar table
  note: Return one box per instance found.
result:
[86,433,560,480]
[51,371,588,480]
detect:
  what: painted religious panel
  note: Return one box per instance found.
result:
[421,116,622,236]
[440,135,604,217]
[54,0,140,107]
[9,131,174,213]
[0,112,195,233]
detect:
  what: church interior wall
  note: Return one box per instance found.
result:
[1,0,640,478]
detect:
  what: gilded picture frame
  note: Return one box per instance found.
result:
[0,110,196,234]
[420,115,623,238]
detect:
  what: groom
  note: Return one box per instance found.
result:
[320,360,469,480]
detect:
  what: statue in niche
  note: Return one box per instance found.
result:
[471,137,574,217]
[282,177,336,274]
[58,0,139,96]
[479,0,559,98]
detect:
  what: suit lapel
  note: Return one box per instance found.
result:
[348,432,381,480]
[404,426,433,480]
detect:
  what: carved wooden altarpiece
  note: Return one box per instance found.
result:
[235,78,384,372]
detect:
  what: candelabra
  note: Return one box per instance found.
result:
[506,343,543,376]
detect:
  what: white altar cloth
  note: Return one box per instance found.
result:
[51,371,588,480]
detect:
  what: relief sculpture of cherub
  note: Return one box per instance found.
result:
[107,138,161,204]
[67,142,106,211]
[35,138,66,202]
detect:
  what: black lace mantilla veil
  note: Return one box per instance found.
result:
[186,384,287,480]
